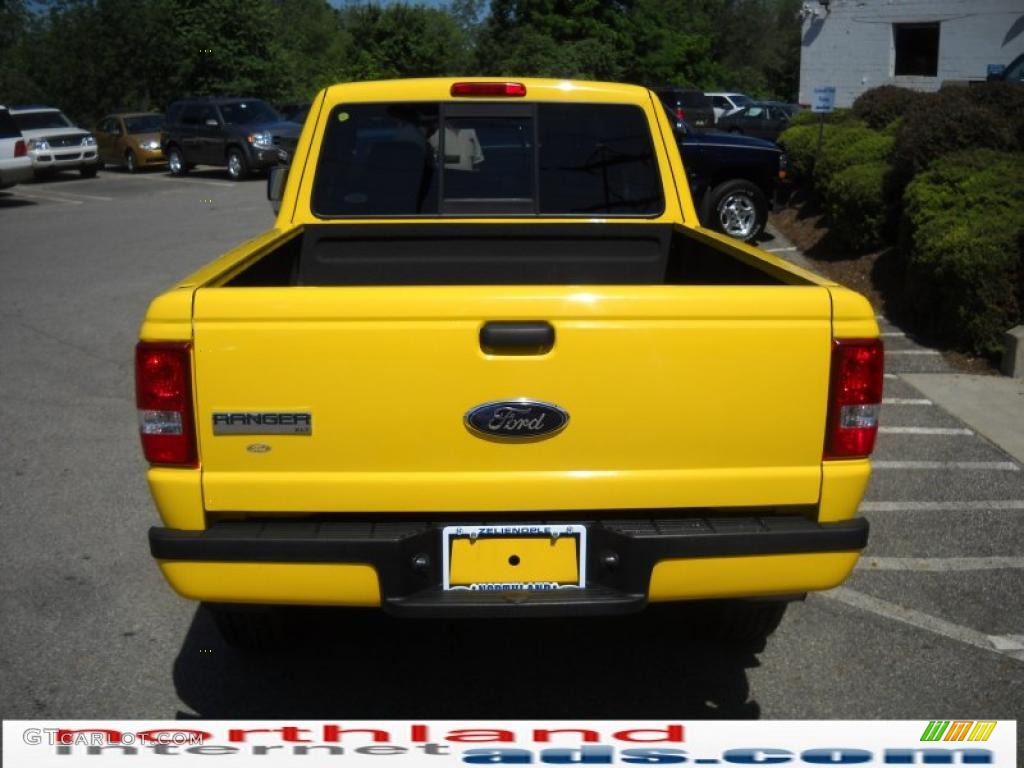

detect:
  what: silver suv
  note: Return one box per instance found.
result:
[0,106,32,189]
[9,106,100,178]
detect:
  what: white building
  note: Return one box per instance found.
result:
[798,0,1024,108]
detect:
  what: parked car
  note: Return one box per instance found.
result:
[9,105,100,178]
[161,97,292,180]
[670,115,787,243]
[705,92,754,122]
[715,102,794,142]
[276,102,311,124]
[95,112,166,173]
[652,87,715,132]
[0,105,33,190]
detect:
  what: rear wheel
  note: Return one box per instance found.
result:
[206,604,291,651]
[703,178,768,243]
[167,145,187,176]
[124,149,137,173]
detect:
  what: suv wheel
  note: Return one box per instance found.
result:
[704,179,767,243]
[226,148,248,181]
[124,149,137,173]
[167,146,187,176]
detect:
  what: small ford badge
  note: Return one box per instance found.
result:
[465,399,569,440]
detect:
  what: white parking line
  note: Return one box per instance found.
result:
[880,332,906,338]
[858,556,1024,571]
[872,461,1018,471]
[883,373,899,380]
[860,500,1024,512]
[885,349,941,356]
[765,246,798,253]
[819,587,1024,662]
[13,190,83,205]
[882,398,932,405]
[161,177,235,188]
[878,426,974,435]
[49,189,114,201]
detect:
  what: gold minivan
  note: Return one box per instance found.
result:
[95,112,165,172]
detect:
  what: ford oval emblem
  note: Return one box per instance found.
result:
[465,399,569,440]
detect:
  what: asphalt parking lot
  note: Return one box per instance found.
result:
[0,169,1022,725]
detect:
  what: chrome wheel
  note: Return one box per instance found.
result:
[717,192,757,240]
[227,151,243,180]
[125,150,136,173]
[168,148,184,175]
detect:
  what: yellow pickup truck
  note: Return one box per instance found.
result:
[137,78,882,648]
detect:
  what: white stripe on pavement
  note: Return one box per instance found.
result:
[878,426,973,435]
[857,556,1024,571]
[819,587,1024,662]
[880,332,906,338]
[882,398,933,405]
[765,246,798,253]
[872,461,1018,471]
[14,190,84,205]
[885,349,941,356]
[861,500,1024,512]
[161,177,235,188]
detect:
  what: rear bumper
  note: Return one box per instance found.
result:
[151,515,868,617]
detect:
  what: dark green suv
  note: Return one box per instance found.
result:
[161,97,292,180]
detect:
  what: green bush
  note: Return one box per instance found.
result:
[851,85,927,130]
[788,107,852,127]
[824,162,890,252]
[777,124,819,180]
[891,89,1016,195]
[815,123,893,191]
[902,149,1024,356]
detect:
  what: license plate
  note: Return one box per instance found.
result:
[441,524,587,591]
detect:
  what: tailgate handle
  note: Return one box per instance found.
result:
[480,322,555,355]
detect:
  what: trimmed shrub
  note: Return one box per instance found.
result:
[815,123,893,191]
[851,85,927,130]
[901,149,1024,356]
[789,107,852,127]
[777,123,819,180]
[891,88,1015,195]
[824,162,890,252]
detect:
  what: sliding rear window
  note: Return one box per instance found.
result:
[311,102,663,218]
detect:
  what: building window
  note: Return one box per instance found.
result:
[893,23,940,77]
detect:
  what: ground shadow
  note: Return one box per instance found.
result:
[173,604,763,719]
[0,191,37,208]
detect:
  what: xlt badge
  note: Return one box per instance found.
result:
[465,400,568,440]
[212,412,312,435]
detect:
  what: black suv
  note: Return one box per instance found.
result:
[162,97,294,180]
[652,87,715,133]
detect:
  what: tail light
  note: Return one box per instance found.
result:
[14,140,26,157]
[824,338,884,459]
[674,108,686,121]
[135,342,197,466]
[451,82,527,97]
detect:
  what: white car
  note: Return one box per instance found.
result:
[0,106,33,190]
[706,92,755,123]
[9,105,100,178]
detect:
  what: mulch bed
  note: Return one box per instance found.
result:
[769,192,997,375]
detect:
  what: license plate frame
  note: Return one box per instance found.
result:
[441,524,587,592]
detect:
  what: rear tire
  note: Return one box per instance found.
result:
[703,178,768,243]
[167,145,187,176]
[698,600,788,644]
[206,604,290,651]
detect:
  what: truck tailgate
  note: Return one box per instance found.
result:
[192,285,832,513]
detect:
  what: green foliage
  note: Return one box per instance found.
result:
[815,123,893,190]
[891,87,1016,198]
[788,107,852,127]
[824,162,890,253]
[851,85,927,131]
[776,124,819,180]
[901,150,1024,356]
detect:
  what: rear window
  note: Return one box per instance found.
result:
[13,111,73,131]
[125,114,163,133]
[311,102,663,218]
[0,109,20,139]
